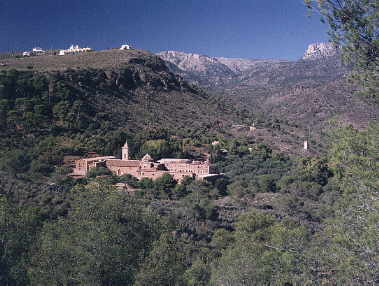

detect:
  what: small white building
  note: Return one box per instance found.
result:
[32,47,45,55]
[59,45,92,56]
[22,47,45,57]
[120,44,131,50]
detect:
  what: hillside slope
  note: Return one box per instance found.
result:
[157,46,378,153]
[0,50,242,159]
[157,50,288,88]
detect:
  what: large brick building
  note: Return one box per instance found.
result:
[72,140,219,182]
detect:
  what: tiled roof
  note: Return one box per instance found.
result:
[158,159,191,163]
[83,156,116,162]
[106,159,141,167]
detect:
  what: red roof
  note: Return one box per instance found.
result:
[106,159,141,167]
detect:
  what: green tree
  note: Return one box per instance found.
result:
[134,233,188,286]
[305,0,379,101]
[183,258,211,286]
[0,150,31,177]
[154,173,177,199]
[140,139,175,160]
[28,182,162,285]
[0,195,41,285]
[211,211,310,286]
[302,123,379,284]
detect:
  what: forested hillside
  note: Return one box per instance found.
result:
[0,50,251,182]
[1,0,378,283]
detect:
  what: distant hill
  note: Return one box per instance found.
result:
[157,45,378,153]
[157,50,288,88]
[157,47,345,89]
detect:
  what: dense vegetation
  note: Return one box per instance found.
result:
[1,124,378,285]
[1,1,378,284]
[305,0,379,102]
[0,56,245,182]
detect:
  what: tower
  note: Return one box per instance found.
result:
[122,140,129,160]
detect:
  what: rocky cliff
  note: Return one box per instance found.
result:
[302,42,339,60]
[157,51,235,87]
[157,51,288,88]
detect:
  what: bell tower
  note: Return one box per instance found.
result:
[122,140,129,160]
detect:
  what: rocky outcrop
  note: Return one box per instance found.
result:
[157,51,288,88]
[157,51,236,87]
[157,51,233,75]
[216,57,284,73]
[302,42,339,60]
[157,47,344,89]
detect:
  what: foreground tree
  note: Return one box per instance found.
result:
[28,182,162,285]
[303,124,379,284]
[305,0,379,101]
[210,210,311,285]
[0,195,40,285]
[134,233,189,286]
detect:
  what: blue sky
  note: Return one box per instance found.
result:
[0,0,329,60]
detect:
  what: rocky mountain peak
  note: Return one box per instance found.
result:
[302,42,339,60]
[157,51,227,74]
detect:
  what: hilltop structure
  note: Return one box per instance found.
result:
[72,140,219,183]
[22,47,45,57]
[120,44,131,50]
[59,45,92,56]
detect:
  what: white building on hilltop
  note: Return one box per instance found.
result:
[120,44,131,50]
[23,47,45,57]
[59,45,92,56]
[32,47,45,54]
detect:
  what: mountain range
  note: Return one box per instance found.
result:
[0,43,377,156]
[157,43,378,153]
[157,42,343,89]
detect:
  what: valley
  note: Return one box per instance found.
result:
[158,44,378,153]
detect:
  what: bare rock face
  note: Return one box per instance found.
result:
[157,51,289,88]
[157,51,234,75]
[216,57,284,73]
[302,42,339,60]
[157,51,236,87]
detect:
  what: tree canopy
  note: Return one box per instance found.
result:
[305,0,379,101]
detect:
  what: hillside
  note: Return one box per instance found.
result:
[0,49,154,71]
[1,45,377,175]
[0,49,250,184]
[157,50,288,88]
[157,45,378,153]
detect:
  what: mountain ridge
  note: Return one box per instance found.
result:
[156,44,346,90]
[156,45,377,153]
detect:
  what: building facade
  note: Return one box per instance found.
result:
[72,156,116,177]
[72,140,217,182]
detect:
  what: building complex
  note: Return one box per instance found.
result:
[72,140,220,183]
